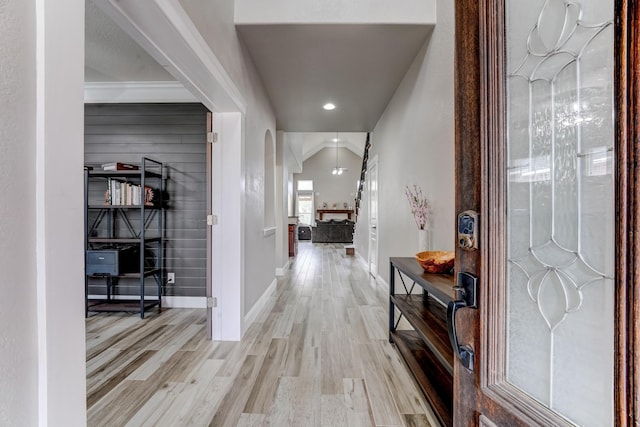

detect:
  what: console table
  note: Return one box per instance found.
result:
[316,209,353,220]
[389,257,455,427]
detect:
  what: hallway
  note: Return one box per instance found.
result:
[86,242,438,426]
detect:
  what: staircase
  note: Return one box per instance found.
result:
[355,132,371,216]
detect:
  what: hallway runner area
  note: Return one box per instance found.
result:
[86,242,439,426]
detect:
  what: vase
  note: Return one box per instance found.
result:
[418,228,429,252]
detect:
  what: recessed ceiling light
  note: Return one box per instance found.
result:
[323,103,336,111]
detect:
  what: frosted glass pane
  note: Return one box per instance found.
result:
[536,0,567,52]
[553,64,579,252]
[553,280,614,426]
[508,77,531,260]
[580,27,614,154]
[507,266,550,405]
[506,0,545,71]
[530,81,552,249]
[580,154,614,274]
[505,0,614,425]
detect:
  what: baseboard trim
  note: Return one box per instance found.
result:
[87,295,206,309]
[355,252,368,268]
[276,261,290,276]
[244,278,277,327]
[163,296,207,308]
[353,253,385,285]
[376,275,388,290]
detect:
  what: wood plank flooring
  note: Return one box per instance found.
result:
[86,242,439,426]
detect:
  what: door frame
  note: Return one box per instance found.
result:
[368,155,379,278]
[206,111,213,339]
[454,0,640,425]
[295,190,314,226]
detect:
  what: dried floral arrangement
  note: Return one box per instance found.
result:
[405,184,430,230]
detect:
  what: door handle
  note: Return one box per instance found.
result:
[447,272,478,371]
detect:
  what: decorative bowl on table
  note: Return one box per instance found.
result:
[415,251,455,274]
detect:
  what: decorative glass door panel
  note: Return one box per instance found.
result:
[505,0,614,425]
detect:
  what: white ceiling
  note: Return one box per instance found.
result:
[236,24,432,131]
[85,1,432,133]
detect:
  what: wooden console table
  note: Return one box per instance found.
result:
[316,209,353,220]
[389,257,455,426]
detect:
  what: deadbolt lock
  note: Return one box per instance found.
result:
[457,210,478,251]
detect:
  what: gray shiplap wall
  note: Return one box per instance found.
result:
[85,103,208,297]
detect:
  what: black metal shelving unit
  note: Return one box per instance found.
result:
[84,157,165,318]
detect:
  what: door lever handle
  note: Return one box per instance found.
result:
[452,285,466,296]
[447,272,478,371]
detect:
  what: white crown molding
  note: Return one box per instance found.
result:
[84,81,198,103]
[93,0,246,113]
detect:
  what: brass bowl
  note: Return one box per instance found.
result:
[415,251,455,274]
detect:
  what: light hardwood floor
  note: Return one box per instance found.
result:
[86,242,438,426]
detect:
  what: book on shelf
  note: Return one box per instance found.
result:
[104,179,157,206]
[101,162,139,171]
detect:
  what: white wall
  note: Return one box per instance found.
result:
[294,148,362,222]
[0,2,38,424]
[264,130,276,228]
[1,0,86,425]
[275,131,288,273]
[235,0,436,24]
[211,112,245,340]
[178,0,278,320]
[274,131,302,274]
[354,0,455,283]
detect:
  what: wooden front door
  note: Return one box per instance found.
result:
[453,0,640,425]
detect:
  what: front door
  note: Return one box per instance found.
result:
[453,0,639,425]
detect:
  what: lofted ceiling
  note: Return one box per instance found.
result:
[85,0,432,134]
[293,132,367,161]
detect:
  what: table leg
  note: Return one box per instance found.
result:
[389,262,395,343]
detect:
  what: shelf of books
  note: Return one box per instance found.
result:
[84,157,166,319]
